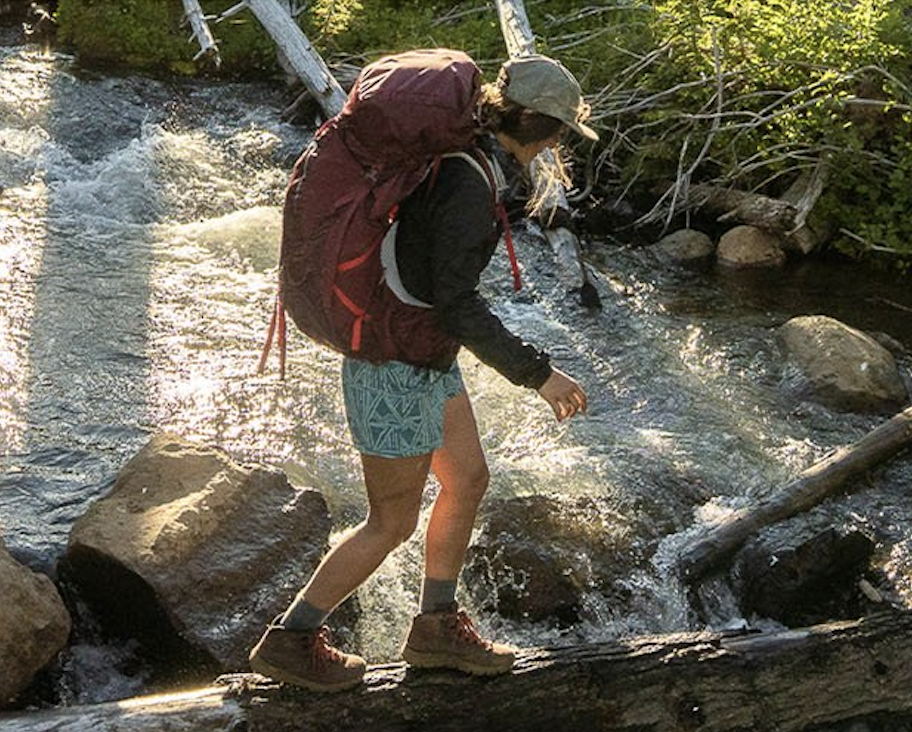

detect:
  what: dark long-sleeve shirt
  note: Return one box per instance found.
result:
[393,150,552,389]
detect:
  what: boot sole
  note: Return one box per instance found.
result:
[249,655,364,693]
[401,647,513,676]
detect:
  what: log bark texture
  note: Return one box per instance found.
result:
[3,612,912,732]
[679,406,912,582]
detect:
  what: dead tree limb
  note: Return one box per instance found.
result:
[181,0,220,65]
[679,405,912,583]
[3,612,912,731]
[690,160,829,253]
[223,0,347,118]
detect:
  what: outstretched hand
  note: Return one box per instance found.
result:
[537,368,587,422]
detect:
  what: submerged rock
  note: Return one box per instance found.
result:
[65,433,331,671]
[778,315,909,414]
[717,225,787,267]
[463,495,637,625]
[0,538,71,706]
[734,524,876,627]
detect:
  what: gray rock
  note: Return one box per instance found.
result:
[654,229,715,261]
[66,433,331,671]
[718,225,787,267]
[778,315,909,413]
[0,538,71,706]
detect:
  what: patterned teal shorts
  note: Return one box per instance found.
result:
[341,358,465,458]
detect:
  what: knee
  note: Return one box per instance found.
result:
[450,463,490,505]
[367,508,421,550]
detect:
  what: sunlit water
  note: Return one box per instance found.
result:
[2,46,912,704]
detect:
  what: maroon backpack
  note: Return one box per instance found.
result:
[259,49,518,377]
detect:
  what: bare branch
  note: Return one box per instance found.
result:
[181,0,221,66]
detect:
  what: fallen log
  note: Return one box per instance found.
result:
[679,405,912,583]
[691,161,828,253]
[3,612,912,731]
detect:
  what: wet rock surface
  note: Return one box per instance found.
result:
[0,538,71,706]
[734,522,877,627]
[779,315,909,413]
[463,494,638,625]
[64,433,331,671]
[653,228,716,262]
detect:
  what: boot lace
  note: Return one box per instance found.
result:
[310,625,345,670]
[451,610,493,650]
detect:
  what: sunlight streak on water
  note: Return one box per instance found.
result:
[0,185,46,456]
[0,50,52,458]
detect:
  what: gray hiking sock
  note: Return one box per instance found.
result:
[281,596,329,631]
[419,577,457,614]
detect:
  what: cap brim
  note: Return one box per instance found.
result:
[569,119,599,142]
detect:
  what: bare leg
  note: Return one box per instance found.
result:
[402,393,514,673]
[425,390,490,582]
[296,452,432,613]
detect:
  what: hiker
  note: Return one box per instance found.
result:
[250,52,598,692]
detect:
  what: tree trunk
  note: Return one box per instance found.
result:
[242,0,347,118]
[495,0,536,56]
[679,406,912,583]
[3,612,912,731]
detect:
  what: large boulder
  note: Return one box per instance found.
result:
[717,225,787,267]
[65,433,331,671]
[778,315,909,413]
[0,539,71,706]
[463,495,637,625]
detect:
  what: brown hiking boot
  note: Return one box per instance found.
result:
[401,604,515,675]
[249,618,366,692]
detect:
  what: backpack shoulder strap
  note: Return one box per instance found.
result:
[442,149,507,203]
[443,150,521,292]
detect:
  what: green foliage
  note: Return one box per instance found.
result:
[615,0,912,262]
[56,0,278,76]
[56,0,190,74]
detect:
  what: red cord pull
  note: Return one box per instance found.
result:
[258,291,287,380]
[497,204,522,291]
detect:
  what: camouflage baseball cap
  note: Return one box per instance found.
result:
[502,55,599,141]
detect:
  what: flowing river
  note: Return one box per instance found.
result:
[2,44,912,707]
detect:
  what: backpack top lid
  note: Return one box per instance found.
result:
[337,49,482,168]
